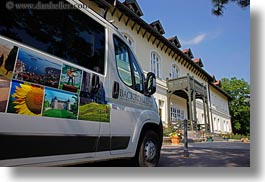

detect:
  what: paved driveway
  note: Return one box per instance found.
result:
[72,142,250,167]
[159,142,250,167]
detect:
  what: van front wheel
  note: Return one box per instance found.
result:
[136,130,161,167]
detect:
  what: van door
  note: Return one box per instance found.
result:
[0,0,111,164]
[108,35,148,154]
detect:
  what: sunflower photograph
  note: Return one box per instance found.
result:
[7,80,44,116]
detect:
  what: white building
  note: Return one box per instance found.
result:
[82,0,232,135]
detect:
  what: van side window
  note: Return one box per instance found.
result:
[130,52,144,92]
[113,36,133,87]
[113,36,143,93]
[0,0,105,74]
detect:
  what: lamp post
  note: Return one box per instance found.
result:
[183,119,189,157]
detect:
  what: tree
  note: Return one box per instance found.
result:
[71,95,78,115]
[221,77,250,135]
[211,0,250,16]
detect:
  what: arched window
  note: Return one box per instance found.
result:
[217,118,221,131]
[171,64,179,79]
[226,121,230,132]
[223,120,227,132]
[214,117,217,131]
[201,113,204,124]
[151,52,161,78]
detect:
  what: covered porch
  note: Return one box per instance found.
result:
[166,74,211,134]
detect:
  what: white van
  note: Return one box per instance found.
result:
[0,0,163,166]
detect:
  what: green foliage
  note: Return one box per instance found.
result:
[163,126,174,137]
[43,100,50,109]
[211,0,250,16]
[163,125,182,139]
[43,109,77,119]
[79,102,110,123]
[71,95,78,115]
[221,77,250,135]
[230,133,250,140]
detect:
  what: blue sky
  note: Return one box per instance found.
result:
[136,0,250,83]
[44,87,77,104]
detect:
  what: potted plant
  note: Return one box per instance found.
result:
[222,133,230,141]
[206,134,213,142]
[169,130,183,144]
[163,125,183,145]
[241,137,248,143]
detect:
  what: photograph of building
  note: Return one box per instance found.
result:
[42,88,78,119]
[50,97,71,111]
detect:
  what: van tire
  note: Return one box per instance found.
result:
[135,130,161,167]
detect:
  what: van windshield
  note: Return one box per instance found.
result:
[0,0,105,74]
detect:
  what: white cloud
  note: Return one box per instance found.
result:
[181,33,207,45]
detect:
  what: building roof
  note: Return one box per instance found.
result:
[89,0,115,8]
[123,0,143,17]
[213,80,221,87]
[168,36,181,48]
[182,48,194,59]
[149,20,165,35]
[193,58,204,68]
[91,0,214,82]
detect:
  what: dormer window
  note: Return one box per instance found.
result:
[182,48,194,59]
[168,36,181,48]
[123,0,144,17]
[193,58,204,67]
[212,75,216,82]
[213,80,222,87]
[150,20,165,35]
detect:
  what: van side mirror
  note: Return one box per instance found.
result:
[145,72,156,96]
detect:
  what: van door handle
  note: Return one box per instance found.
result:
[112,81,119,99]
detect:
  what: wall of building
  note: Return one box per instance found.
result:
[209,85,232,133]
[85,0,232,134]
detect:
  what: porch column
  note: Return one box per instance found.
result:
[202,96,207,132]
[167,91,172,126]
[206,98,211,132]
[192,77,197,125]
[187,74,193,130]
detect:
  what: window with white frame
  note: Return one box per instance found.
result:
[151,52,161,78]
[170,107,177,121]
[224,120,230,132]
[217,118,221,131]
[171,64,179,79]
[180,110,184,120]
[177,109,181,119]
[170,106,184,121]
[223,120,227,132]
[201,113,204,124]
[214,117,217,131]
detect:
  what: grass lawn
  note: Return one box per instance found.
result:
[43,109,77,119]
[78,102,110,122]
